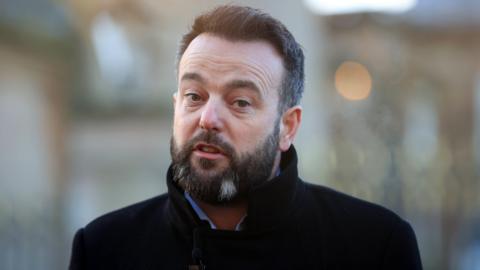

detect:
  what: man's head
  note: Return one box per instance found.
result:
[170,5,304,205]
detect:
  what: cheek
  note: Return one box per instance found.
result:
[172,115,188,145]
[231,120,273,149]
[173,112,199,145]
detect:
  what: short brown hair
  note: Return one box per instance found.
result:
[177,5,304,112]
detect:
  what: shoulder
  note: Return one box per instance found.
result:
[303,181,404,227]
[299,181,422,269]
[69,194,172,269]
[300,181,418,250]
[83,194,169,238]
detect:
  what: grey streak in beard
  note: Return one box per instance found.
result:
[218,177,238,201]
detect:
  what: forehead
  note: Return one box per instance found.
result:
[178,34,284,92]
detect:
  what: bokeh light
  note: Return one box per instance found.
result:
[304,0,417,15]
[334,61,372,101]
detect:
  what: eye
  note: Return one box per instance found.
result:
[233,99,251,108]
[185,93,202,102]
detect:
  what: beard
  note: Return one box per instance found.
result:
[170,121,280,205]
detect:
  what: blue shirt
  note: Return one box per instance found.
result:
[184,192,247,231]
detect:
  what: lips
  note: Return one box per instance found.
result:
[193,143,226,160]
[195,143,223,154]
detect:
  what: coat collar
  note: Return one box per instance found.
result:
[166,145,303,234]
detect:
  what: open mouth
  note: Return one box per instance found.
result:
[195,143,223,155]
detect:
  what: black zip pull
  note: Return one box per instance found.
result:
[188,264,205,270]
[188,247,206,270]
[189,228,206,269]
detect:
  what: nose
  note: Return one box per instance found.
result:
[199,99,223,132]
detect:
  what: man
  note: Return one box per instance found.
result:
[70,5,422,269]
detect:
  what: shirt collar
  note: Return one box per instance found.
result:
[184,192,248,231]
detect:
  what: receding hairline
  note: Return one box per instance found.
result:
[177,32,286,70]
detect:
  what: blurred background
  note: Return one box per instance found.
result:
[0,0,479,269]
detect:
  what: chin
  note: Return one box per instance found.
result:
[191,156,227,171]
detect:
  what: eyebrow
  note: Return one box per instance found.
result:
[180,72,262,97]
[225,79,262,97]
[180,72,206,84]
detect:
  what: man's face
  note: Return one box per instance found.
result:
[171,34,285,204]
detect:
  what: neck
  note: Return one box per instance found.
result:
[195,198,247,230]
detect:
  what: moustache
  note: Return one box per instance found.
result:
[185,131,235,158]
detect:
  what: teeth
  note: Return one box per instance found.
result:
[200,146,219,153]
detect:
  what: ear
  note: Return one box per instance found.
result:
[279,105,302,152]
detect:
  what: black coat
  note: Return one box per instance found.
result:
[69,146,422,269]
